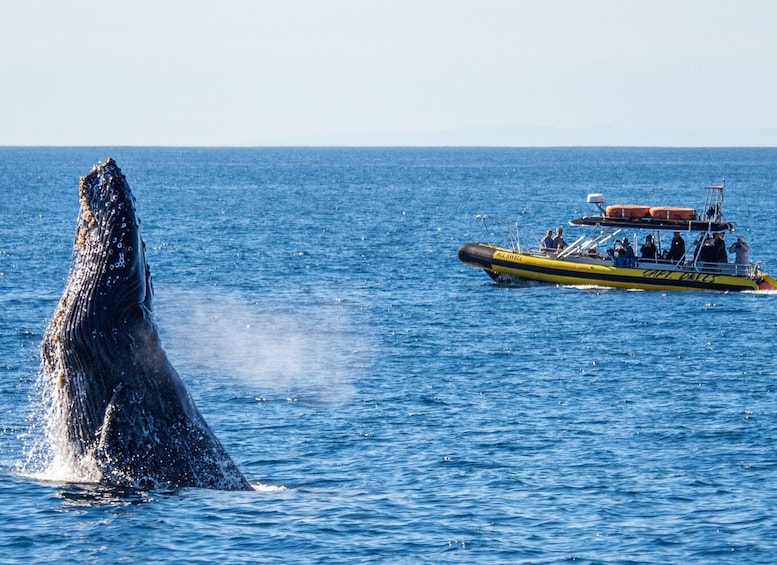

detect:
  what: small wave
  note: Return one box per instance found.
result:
[563,283,617,292]
[251,482,286,492]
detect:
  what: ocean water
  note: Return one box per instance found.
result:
[2,147,777,563]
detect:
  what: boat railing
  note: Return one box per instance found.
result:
[475,215,525,252]
[688,261,757,276]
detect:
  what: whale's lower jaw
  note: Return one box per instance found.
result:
[95,381,250,490]
[41,159,252,491]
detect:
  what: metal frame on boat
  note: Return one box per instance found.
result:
[458,182,777,292]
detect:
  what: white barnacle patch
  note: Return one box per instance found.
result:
[110,252,126,270]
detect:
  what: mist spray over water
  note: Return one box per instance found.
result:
[154,288,373,405]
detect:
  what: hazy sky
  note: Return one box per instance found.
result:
[2,0,776,145]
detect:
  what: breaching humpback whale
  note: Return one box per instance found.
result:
[40,158,252,490]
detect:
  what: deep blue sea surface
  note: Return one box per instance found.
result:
[2,147,777,563]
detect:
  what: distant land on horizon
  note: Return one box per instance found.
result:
[264,125,777,148]
[4,126,777,148]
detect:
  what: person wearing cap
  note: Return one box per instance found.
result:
[729,236,750,265]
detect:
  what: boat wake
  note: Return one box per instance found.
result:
[562,284,622,293]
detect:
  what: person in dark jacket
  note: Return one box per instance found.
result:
[667,231,686,262]
[640,234,657,261]
[713,233,728,263]
[696,235,716,263]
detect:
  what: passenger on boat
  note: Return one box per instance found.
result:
[706,204,722,222]
[713,233,728,263]
[621,238,635,258]
[540,229,556,253]
[616,238,636,267]
[667,232,686,262]
[553,228,567,250]
[639,234,657,261]
[696,235,716,263]
[729,236,750,264]
[693,235,714,263]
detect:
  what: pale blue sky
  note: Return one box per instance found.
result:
[2,0,776,146]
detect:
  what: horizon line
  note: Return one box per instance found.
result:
[4,124,777,148]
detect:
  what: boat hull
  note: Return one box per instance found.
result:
[458,243,777,292]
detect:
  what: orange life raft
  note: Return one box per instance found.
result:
[648,207,697,221]
[605,205,651,219]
